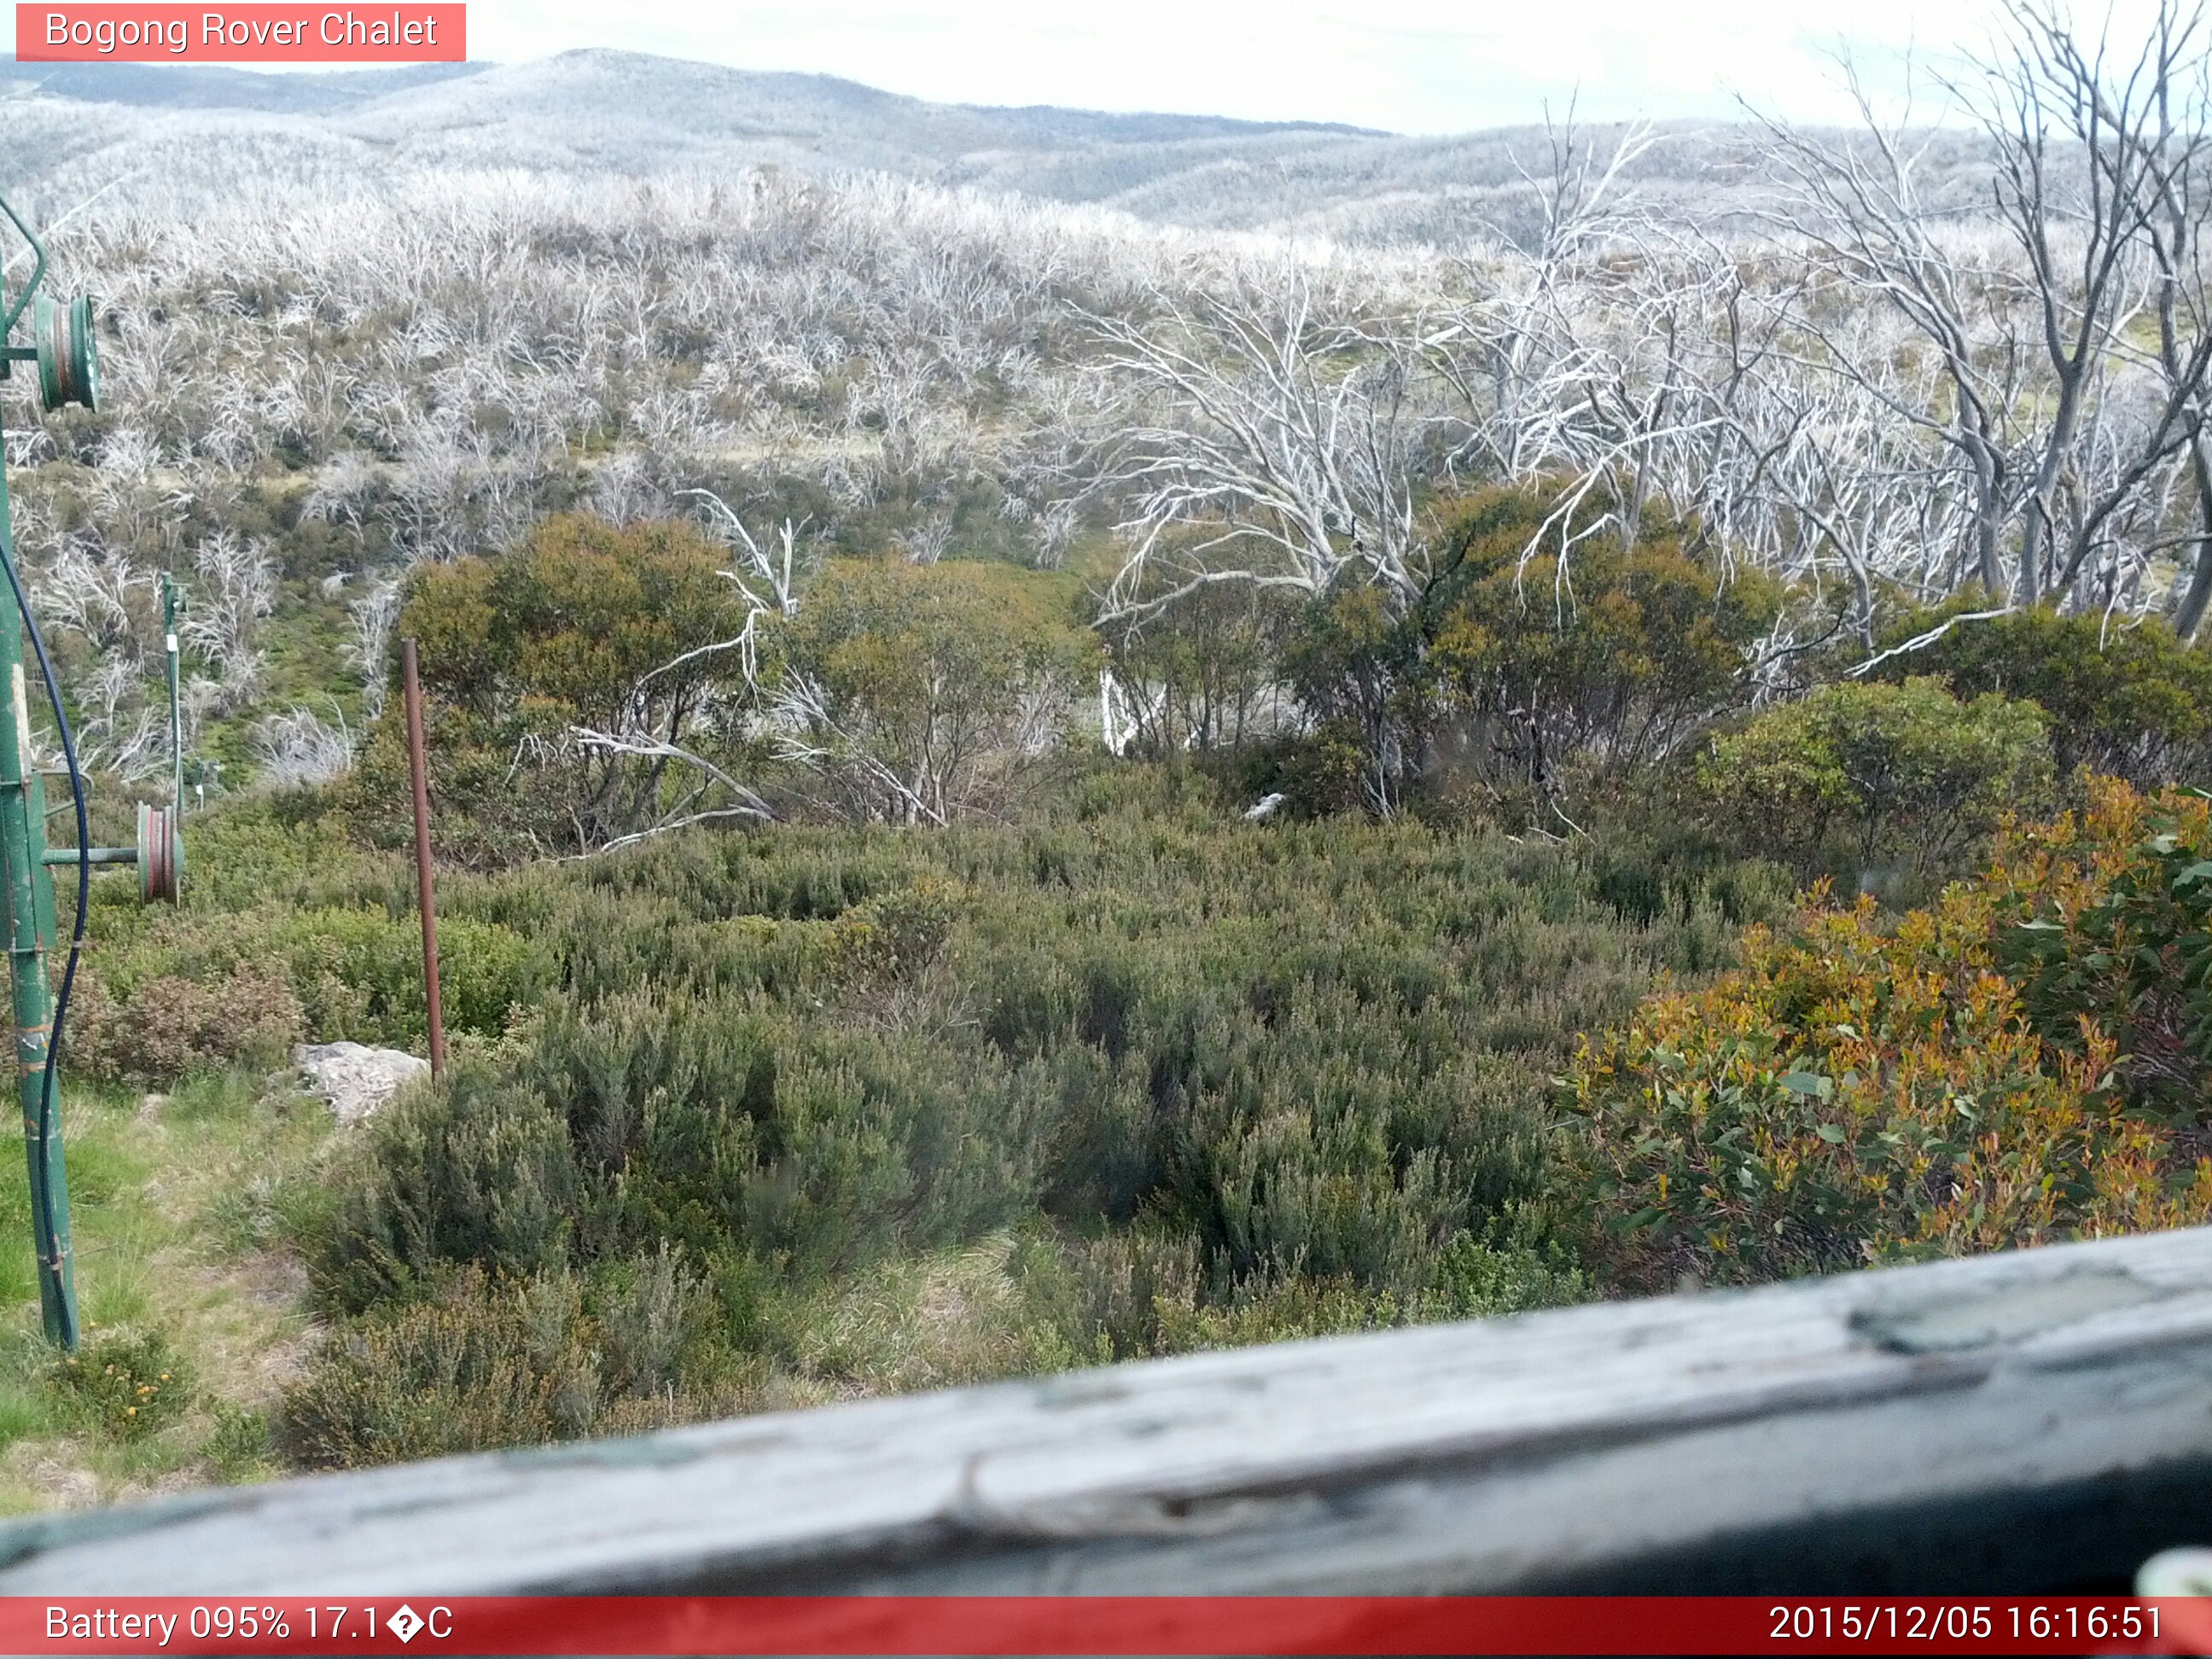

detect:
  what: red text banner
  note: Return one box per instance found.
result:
[3,1596,2209,1656]
[16,5,464,61]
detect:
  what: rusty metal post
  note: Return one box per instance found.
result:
[400,638,447,1079]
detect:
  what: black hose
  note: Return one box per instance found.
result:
[0,546,83,1351]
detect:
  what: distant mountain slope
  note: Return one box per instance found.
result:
[0,55,482,110]
[330,49,1381,176]
[0,48,1989,243]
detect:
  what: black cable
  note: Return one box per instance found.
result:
[0,546,83,1351]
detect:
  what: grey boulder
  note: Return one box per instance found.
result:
[294,1041,431,1124]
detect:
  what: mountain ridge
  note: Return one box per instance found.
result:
[0,47,1990,243]
[2,48,1385,138]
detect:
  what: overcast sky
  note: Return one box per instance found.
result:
[448,0,2012,133]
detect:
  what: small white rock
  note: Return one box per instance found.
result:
[1243,792,1288,823]
[294,1042,432,1125]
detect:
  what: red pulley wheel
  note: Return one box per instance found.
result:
[136,802,181,904]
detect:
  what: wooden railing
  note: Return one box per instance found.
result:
[2,1225,2209,1594]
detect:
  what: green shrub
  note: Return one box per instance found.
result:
[1244,721,1374,818]
[317,982,1048,1301]
[87,902,548,1051]
[1423,1225,1588,1318]
[1265,484,1782,820]
[775,1232,1074,1389]
[256,771,1800,1464]
[69,963,302,1084]
[283,1268,605,1468]
[1422,486,1784,808]
[348,514,761,860]
[49,1329,191,1441]
[597,1245,705,1398]
[283,1257,713,1470]
[1027,1220,1206,1360]
[1987,777,2212,1110]
[277,911,544,1044]
[1008,1216,1584,1366]
[315,1064,579,1312]
[822,877,960,987]
[775,557,1097,824]
[1693,678,2052,878]
[1097,562,1294,754]
[1278,583,1414,816]
[1867,607,2212,787]
[203,1401,277,1480]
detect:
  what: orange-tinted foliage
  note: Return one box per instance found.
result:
[1567,778,2212,1292]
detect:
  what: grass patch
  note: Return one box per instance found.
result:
[0,1068,332,1512]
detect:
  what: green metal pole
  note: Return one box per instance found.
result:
[161,574,181,814]
[0,450,73,1348]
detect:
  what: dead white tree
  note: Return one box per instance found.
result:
[895,509,956,566]
[1755,5,2212,630]
[682,491,808,686]
[1975,0,2212,608]
[763,658,1069,829]
[71,654,168,781]
[545,495,815,852]
[349,578,402,719]
[565,727,776,851]
[1089,265,1430,624]
[183,529,276,713]
[2054,0,2212,637]
[1756,83,2034,603]
[1434,115,1672,525]
[252,705,354,789]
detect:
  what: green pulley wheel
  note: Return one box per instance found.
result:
[33,294,96,415]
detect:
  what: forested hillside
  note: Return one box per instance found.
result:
[6,6,2212,1504]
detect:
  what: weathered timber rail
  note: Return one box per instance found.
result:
[4,1226,2212,1595]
